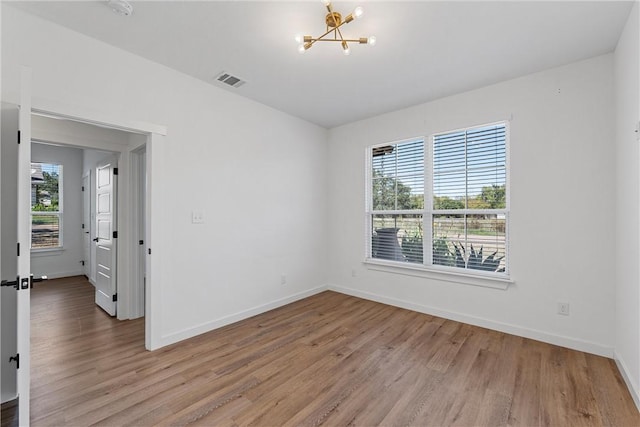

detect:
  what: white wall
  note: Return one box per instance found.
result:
[1,5,328,348]
[327,54,616,357]
[614,1,640,409]
[31,142,84,279]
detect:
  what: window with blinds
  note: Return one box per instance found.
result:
[31,163,63,249]
[367,122,509,277]
[369,140,425,264]
[432,123,507,274]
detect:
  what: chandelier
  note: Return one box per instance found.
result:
[296,0,376,55]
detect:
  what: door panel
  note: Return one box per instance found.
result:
[95,158,117,316]
[1,103,19,406]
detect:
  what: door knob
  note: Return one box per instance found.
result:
[93,237,99,242]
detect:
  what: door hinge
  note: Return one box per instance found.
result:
[112,294,118,302]
[113,231,118,239]
[82,223,85,229]
[113,167,118,175]
[17,130,21,145]
[148,248,151,255]
[82,186,85,191]
[17,242,20,257]
[139,240,144,245]
[9,354,19,369]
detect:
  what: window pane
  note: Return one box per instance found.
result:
[434,124,506,210]
[371,214,423,264]
[467,125,506,209]
[433,131,465,210]
[31,163,61,212]
[432,214,506,273]
[371,140,424,211]
[466,214,506,272]
[432,214,465,267]
[31,214,60,248]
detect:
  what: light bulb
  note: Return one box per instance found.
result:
[342,40,350,55]
[353,6,364,18]
[295,34,303,44]
[298,44,306,53]
[321,0,331,6]
[367,36,377,46]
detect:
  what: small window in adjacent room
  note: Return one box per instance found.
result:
[366,122,509,279]
[31,162,63,250]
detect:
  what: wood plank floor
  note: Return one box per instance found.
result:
[24,276,640,426]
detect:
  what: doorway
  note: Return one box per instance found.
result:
[2,84,165,423]
[30,114,147,319]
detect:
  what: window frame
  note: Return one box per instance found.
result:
[365,121,511,285]
[31,162,64,251]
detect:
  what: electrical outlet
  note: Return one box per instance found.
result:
[558,302,570,316]
[281,275,287,285]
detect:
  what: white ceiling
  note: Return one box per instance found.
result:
[7,1,634,128]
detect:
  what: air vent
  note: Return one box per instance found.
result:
[215,72,246,88]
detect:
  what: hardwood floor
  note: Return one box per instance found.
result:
[25,276,639,426]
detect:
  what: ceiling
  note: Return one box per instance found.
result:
[6,1,634,128]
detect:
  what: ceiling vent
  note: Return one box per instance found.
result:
[215,72,246,88]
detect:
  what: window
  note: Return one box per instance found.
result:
[31,162,63,250]
[367,122,508,278]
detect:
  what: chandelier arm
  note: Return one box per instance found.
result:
[325,2,334,14]
[311,38,364,43]
[336,26,346,43]
[313,20,348,43]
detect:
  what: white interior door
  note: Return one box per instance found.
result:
[1,104,19,408]
[82,174,91,278]
[94,157,118,316]
[17,67,33,425]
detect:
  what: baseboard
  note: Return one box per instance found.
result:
[159,285,329,348]
[328,284,614,358]
[1,395,17,406]
[39,270,85,280]
[614,351,640,412]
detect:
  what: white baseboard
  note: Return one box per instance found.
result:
[40,270,85,280]
[159,285,328,348]
[327,284,614,358]
[614,351,640,412]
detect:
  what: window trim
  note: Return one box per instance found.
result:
[31,162,64,251]
[365,121,511,286]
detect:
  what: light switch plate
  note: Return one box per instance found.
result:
[192,210,205,224]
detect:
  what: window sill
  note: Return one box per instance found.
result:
[363,259,513,290]
[31,248,65,257]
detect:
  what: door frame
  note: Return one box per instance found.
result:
[28,97,166,352]
[130,146,146,318]
[81,172,91,278]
